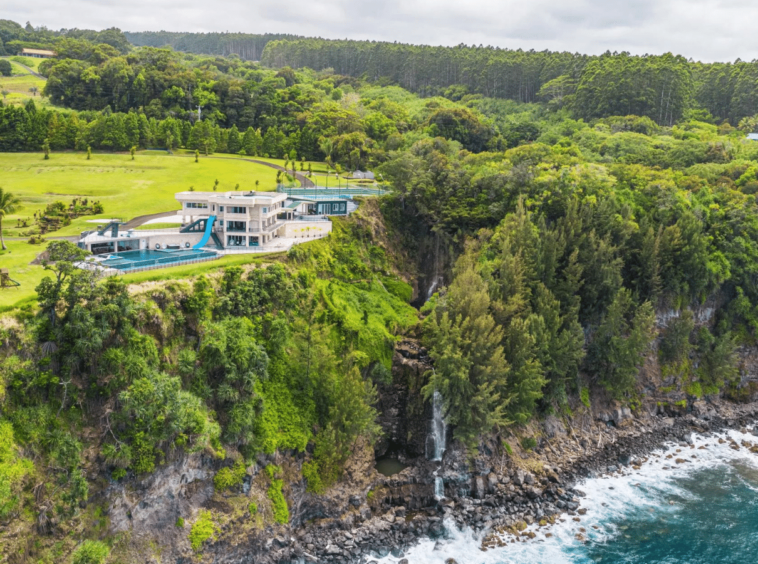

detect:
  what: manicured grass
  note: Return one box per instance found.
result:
[0,240,46,310]
[1,152,281,237]
[120,250,286,285]
[0,57,49,108]
[0,235,289,309]
[9,56,44,72]
[134,222,182,230]
[8,60,28,75]
[0,151,290,308]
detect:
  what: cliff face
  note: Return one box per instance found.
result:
[375,339,431,460]
[10,297,758,564]
[85,320,758,564]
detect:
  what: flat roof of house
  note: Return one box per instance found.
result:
[175,190,284,200]
[21,48,56,56]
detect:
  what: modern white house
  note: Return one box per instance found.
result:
[78,190,333,258]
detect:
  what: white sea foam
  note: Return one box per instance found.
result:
[377,427,758,564]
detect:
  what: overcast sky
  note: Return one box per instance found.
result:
[3,0,754,62]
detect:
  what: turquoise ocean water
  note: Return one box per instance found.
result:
[378,427,758,564]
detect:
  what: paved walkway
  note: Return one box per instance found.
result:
[122,210,179,229]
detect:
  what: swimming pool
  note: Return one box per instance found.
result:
[99,249,217,271]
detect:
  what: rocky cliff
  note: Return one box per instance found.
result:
[71,332,758,564]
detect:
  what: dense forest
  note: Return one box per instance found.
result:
[5,19,758,560]
[262,38,758,126]
[124,31,302,61]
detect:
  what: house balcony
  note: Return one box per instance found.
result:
[248,221,284,233]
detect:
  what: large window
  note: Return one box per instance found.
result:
[227,235,245,247]
[226,221,246,232]
[185,202,208,209]
[228,206,246,214]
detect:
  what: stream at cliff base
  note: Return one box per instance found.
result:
[377,427,758,564]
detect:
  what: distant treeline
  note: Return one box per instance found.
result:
[260,38,758,126]
[0,19,130,55]
[7,18,758,127]
[0,100,309,164]
[263,39,586,103]
[124,31,302,61]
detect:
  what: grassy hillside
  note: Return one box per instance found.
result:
[0,56,48,108]
[1,152,282,235]
[0,152,293,308]
[10,55,45,72]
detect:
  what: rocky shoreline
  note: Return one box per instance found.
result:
[222,399,758,564]
[98,339,758,563]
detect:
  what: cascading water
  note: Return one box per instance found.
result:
[434,475,445,500]
[426,389,447,461]
[426,231,443,301]
[427,388,447,500]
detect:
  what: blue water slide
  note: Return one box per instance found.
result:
[192,215,217,249]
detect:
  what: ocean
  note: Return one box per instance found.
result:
[377,427,758,564]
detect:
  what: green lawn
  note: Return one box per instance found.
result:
[10,56,44,72]
[0,241,287,311]
[0,151,290,308]
[0,56,48,108]
[1,152,282,237]
[0,239,46,311]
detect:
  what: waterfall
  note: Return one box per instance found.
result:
[426,276,442,301]
[434,475,445,500]
[426,389,447,461]
[426,231,443,301]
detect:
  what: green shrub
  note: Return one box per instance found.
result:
[71,540,109,564]
[382,277,413,303]
[189,510,217,552]
[176,517,184,528]
[267,479,289,524]
[301,460,324,494]
[686,381,703,398]
[0,421,33,519]
[213,459,247,491]
[520,437,537,451]
[580,387,590,408]
[248,502,257,515]
[502,441,513,456]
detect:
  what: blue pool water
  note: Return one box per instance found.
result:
[100,249,216,270]
[378,427,758,564]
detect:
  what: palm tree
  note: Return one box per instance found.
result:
[318,137,334,162]
[0,187,21,251]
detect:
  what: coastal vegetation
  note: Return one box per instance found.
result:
[2,17,758,561]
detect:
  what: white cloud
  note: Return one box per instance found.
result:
[5,0,758,62]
